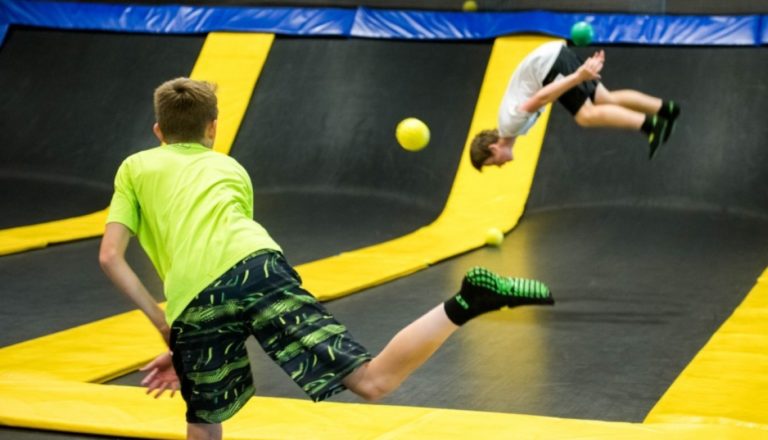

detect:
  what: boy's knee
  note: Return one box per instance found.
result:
[353,382,389,402]
[574,105,599,127]
[344,367,394,401]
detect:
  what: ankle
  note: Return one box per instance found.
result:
[658,100,680,119]
[641,114,655,135]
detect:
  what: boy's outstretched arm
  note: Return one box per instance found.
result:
[99,222,170,346]
[100,222,179,397]
[519,50,605,113]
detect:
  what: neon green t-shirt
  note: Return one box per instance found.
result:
[106,142,282,324]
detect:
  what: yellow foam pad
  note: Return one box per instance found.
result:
[0,32,273,256]
[191,32,274,155]
[0,310,165,383]
[0,209,107,256]
[645,267,768,428]
[1,374,765,439]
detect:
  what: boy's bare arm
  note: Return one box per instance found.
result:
[99,222,170,346]
[519,50,605,113]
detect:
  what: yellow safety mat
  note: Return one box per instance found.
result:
[645,267,768,429]
[0,32,273,256]
[0,209,107,256]
[1,374,764,439]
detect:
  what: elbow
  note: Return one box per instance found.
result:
[98,246,121,272]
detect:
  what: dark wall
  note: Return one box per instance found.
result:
[527,46,768,218]
[232,37,491,208]
[0,28,204,186]
[0,28,204,226]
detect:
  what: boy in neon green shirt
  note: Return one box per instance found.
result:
[100,77,554,440]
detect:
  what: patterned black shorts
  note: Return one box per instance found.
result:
[169,250,372,424]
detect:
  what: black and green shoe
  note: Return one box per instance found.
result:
[462,267,553,306]
[661,101,680,143]
[444,267,554,325]
[648,115,668,160]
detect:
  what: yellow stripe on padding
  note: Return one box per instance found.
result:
[302,35,557,300]
[645,266,768,428]
[0,32,273,256]
[190,32,274,155]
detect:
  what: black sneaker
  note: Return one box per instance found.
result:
[662,101,680,143]
[462,267,554,308]
[648,115,668,159]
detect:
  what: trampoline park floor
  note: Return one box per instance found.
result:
[1,21,768,440]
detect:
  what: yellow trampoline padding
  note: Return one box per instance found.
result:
[1,375,765,440]
[0,32,273,257]
[190,32,274,155]
[0,309,165,384]
[303,35,557,301]
[0,209,107,256]
[645,267,768,429]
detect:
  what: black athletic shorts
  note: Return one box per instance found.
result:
[543,45,598,115]
[169,250,372,424]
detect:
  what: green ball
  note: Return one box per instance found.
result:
[570,21,594,47]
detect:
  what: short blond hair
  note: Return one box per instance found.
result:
[153,77,218,143]
[469,129,499,171]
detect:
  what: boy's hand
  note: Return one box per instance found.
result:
[577,50,604,81]
[140,351,179,398]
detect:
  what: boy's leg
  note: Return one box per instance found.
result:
[343,267,554,400]
[573,99,646,130]
[188,423,222,440]
[342,305,458,400]
[595,84,681,144]
[594,85,662,114]
[575,89,667,158]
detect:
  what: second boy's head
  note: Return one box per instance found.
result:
[469,129,515,171]
[153,78,218,147]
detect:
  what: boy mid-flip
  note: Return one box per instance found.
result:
[99,77,555,440]
[470,41,680,170]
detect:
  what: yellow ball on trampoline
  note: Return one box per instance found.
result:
[396,117,430,152]
[462,0,478,12]
[485,227,504,247]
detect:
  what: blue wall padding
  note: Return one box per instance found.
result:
[0,0,765,45]
[351,9,761,45]
[0,1,351,35]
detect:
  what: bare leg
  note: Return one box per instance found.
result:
[594,84,662,114]
[342,305,459,401]
[574,98,645,130]
[188,423,222,440]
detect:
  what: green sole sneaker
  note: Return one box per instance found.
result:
[662,101,680,143]
[462,267,554,307]
[648,115,668,160]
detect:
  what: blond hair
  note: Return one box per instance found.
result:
[153,77,218,143]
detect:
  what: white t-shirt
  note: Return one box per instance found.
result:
[498,41,564,137]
